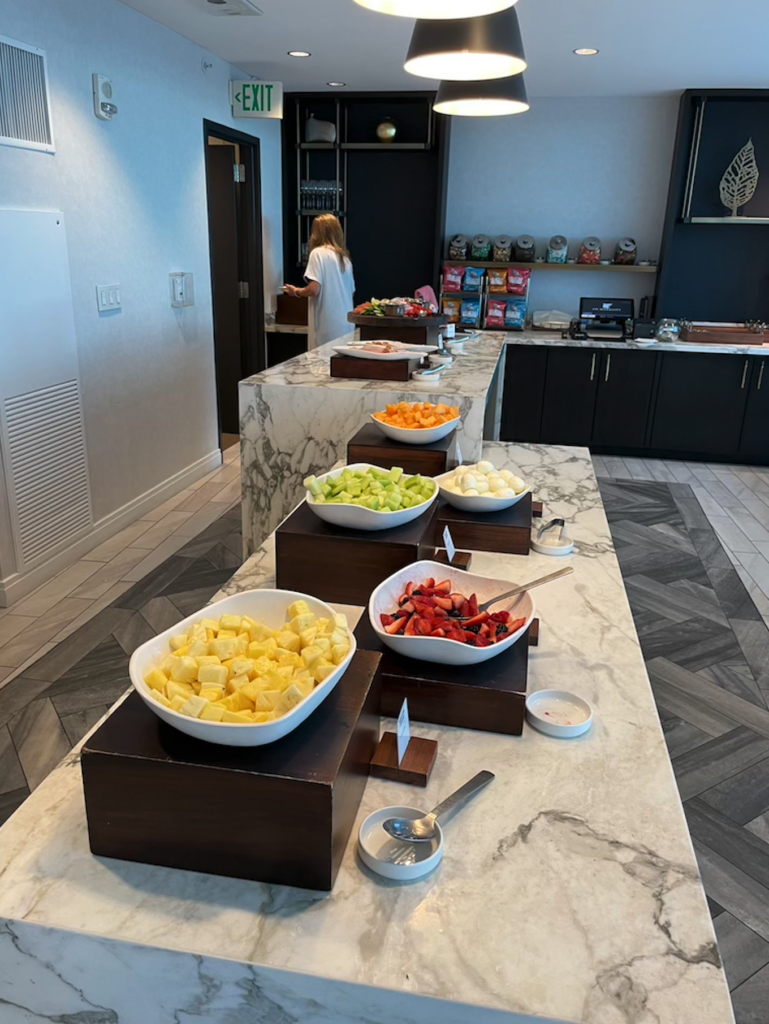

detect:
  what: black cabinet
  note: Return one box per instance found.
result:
[540,348,599,446]
[500,345,547,441]
[650,352,750,454]
[739,357,769,457]
[592,350,656,449]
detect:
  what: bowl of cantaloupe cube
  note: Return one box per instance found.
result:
[129,590,356,746]
[372,402,460,445]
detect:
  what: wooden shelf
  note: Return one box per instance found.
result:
[443,260,658,273]
[297,142,337,150]
[296,210,346,217]
[341,143,430,151]
[686,216,769,224]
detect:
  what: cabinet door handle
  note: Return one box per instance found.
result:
[605,353,611,383]
[759,361,765,391]
[589,353,596,381]
[741,359,749,389]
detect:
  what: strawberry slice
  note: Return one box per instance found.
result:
[384,617,406,635]
[395,608,410,619]
[400,600,416,614]
[479,622,490,637]
[460,599,472,617]
[462,612,490,629]
[473,634,491,647]
[406,581,415,598]
[416,618,433,635]
[398,593,411,606]
[450,593,465,610]
[380,613,395,627]
[433,606,449,618]
[490,610,511,623]
[425,577,435,589]
[434,580,452,594]
[509,617,527,633]
[404,614,418,636]
[429,627,446,638]
[468,593,479,617]
[433,595,453,611]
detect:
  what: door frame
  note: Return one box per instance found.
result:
[203,119,266,438]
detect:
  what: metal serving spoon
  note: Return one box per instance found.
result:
[479,566,573,612]
[383,770,495,842]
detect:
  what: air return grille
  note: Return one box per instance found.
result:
[0,36,54,152]
[4,381,92,567]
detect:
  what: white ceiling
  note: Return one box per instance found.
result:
[119,0,769,97]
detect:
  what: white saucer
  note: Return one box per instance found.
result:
[358,805,443,881]
[526,690,593,738]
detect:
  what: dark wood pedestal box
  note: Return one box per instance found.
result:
[347,423,455,477]
[354,613,530,736]
[437,494,533,555]
[81,651,382,892]
[347,313,447,348]
[330,356,422,382]
[276,501,439,606]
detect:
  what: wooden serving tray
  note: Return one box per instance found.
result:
[354,612,535,736]
[81,651,383,892]
[347,313,447,347]
[330,355,422,381]
[347,423,455,477]
[680,325,766,346]
[437,494,533,555]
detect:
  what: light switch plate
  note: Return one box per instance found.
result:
[170,272,194,308]
[96,284,121,312]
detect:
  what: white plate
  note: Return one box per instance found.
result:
[369,559,535,666]
[371,413,459,446]
[435,469,531,512]
[305,463,437,532]
[525,689,593,738]
[129,590,357,747]
[358,805,443,881]
[333,342,438,361]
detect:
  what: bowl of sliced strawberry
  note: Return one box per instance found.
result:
[369,560,535,665]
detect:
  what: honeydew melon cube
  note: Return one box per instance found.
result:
[180,695,209,719]
[219,613,243,632]
[255,690,282,711]
[222,710,251,724]
[210,638,238,661]
[170,634,189,651]
[278,630,301,652]
[287,599,311,619]
[200,703,226,722]
[170,656,198,684]
[311,659,336,684]
[152,691,172,708]
[169,695,187,712]
[197,664,229,688]
[144,669,168,692]
[231,658,255,679]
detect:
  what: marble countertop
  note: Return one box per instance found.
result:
[241,334,506,399]
[507,329,769,355]
[0,443,733,1024]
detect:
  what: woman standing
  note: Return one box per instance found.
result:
[283,214,355,349]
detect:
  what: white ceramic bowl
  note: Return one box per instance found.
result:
[305,463,437,532]
[129,589,357,747]
[525,690,593,738]
[369,559,535,666]
[358,805,443,881]
[371,413,459,446]
[435,469,531,513]
[411,369,441,387]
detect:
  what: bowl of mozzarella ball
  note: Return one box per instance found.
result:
[436,460,531,512]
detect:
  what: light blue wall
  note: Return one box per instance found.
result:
[0,0,282,521]
[446,96,679,318]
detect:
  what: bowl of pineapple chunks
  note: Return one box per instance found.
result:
[129,590,356,746]
[304,463,437,532]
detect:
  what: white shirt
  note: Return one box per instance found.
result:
[304,245,355,348]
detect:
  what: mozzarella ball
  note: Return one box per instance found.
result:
[476,460,495,475]
[509,475,526,493]
[487,475,504,492]
[475,478,490,494]
[463,488,479,496]
[460,474,477,493]
[497,487,515,498]
[499,470,514,483]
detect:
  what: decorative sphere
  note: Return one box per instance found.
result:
[376,118,397,143]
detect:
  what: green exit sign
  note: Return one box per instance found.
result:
[230,81,283,119]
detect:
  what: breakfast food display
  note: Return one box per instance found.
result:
[304,466,436,511]
[351,296,439,318]
[442,461,526,499]
[379,576,525,648]
[142,602,350,724]
[374,402,460,431]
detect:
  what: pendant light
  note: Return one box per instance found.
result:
[353,0,518,17]
[434,74,529,117]
[405,8,526,82]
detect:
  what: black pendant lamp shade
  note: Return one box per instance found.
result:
[353,0,518,17]
[434,74,529,116]
[405,7,527,82]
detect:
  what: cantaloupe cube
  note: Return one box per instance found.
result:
[144,669,168,692]
[255,689,282,711]
[222,710,250,723]
[170,656,198,684]
[200,703,226,722]
[231,657,255,679]
[169,694,187,712]
[219,613,243,632]
[152,691,172,708]
[197,663,229,688]
[210,638,238,661]
[287,599,311,619]
[170,633,189,651]
[180,695,209,719]
[311,659,335,684]
[277,631,301,653]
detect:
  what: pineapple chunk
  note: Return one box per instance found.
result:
[159,655,176,676]
[188,624,208,643]
[167,680,194,700]
[200,617,221,633]
[240,678,266,703]
[170,633,189,651]
[195,655,221,669]
[170,656,198,684]
[275,683,306,716]
[330,628,349,648]
[210,637,238,661]
[152,691,172,708]
[287,599,311,619]
[180,695,209,719]
[315,617,329,632]
[199,685,225,702]
[250,711,272,723]
[301,644,324,668]
[191,681,202,695]
[249,622,278,642]
[197,663,229,688]
[222,710,250,723]
[311,659,335,684]
[188,640,210,658]
[219,613,243,632]
[169,694,187,711]
[241,615,258,630]
[222,689,253,712]
[252,655,274,677]
[200,703,226,722]
[277,652,303,669]
[228,673,250,692]
[331,643,349,666]
[234,638,249,657]
[173,645,190,657]
[314,637,332,656]
[289,613,316,636]
[255,689,282,711]
[216,629,236,640]
[333,613,349,631]
[144,669,168,692]
[299,626,319,647]
[277,630,301,653]
[231,657,255,679]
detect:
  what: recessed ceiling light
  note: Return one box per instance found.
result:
[288,50,311,58]
[327,82,346,87]
[574,48,599,56]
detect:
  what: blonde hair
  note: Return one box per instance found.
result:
[309,214,350,270]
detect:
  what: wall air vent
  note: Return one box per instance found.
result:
[0,35,54,153]
[205,0,263,14]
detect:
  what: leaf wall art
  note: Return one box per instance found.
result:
[719,138,760,217]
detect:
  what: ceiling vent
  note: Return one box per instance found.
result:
[205,0,263,14]
[0,35,54,153]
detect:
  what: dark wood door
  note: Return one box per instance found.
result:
[500,345,547,442]
[739,357,769,457]
[592,350,657,448]
[540,347,599,446]
[650,352,750,454]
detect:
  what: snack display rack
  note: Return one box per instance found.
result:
[440,268,530,331]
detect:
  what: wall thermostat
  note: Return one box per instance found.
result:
[93,74,117,121]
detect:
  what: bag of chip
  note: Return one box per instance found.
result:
[464,267,485,292]
[488,268,508,293]
[442,266,465,292]
[442,298,461,323]
[460,299,481,326]
[486,298,507,328]
[507,268,531,295]
[504,298,527,329]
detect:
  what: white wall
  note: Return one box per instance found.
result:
[445,96,679,317]
[0,0,282,528]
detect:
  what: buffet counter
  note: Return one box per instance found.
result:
[503,330,769,356]
[0,442,733,1024]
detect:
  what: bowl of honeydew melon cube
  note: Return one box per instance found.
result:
[303,463,438,532]
[129,590,356,746]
